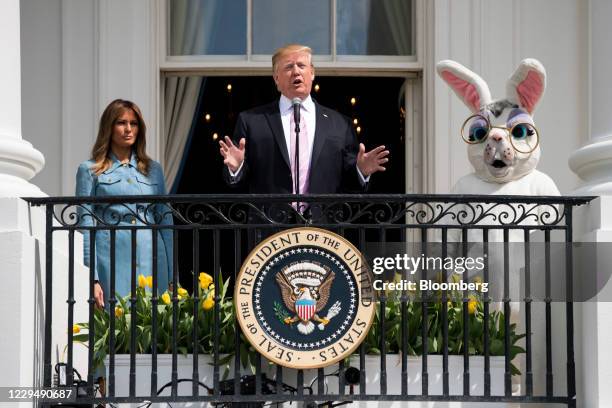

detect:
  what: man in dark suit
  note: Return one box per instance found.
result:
[219,44,389,195]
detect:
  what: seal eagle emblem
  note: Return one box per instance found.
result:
[275,261,342,335]
[235,227,375,369]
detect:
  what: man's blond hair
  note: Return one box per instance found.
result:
[272,44,313,72]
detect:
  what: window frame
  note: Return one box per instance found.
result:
[159,0,423,72]
[156,0,427,194]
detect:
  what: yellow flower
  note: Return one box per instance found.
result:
[138,274,147,289]
[146,276,153,288]
[72,325,81,334]
[177,287,188,299]
[199,272,213,289]
[161,292,171,305]
[115,306,124,318]
[467,297,478,315]
[202,296,214,311]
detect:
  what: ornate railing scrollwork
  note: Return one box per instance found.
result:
[38,195,584,229]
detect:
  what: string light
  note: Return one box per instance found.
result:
[353,118,358,125]
[314,84,320,92]
[350,97,356,106]
[356,126,362,134]
[227,84,232,92]
[212,133,219,140]
[205,113,211,122]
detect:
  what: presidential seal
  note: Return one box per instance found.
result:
[235,227,375,369]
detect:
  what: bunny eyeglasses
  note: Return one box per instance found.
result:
[460,113,540,154]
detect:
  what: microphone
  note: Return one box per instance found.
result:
[291,97,302,130]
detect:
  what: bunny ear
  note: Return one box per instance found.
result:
[507,59,546,114]
[437,60,492,113]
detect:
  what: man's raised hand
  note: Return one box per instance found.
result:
[357,144,389,177]
[219,136,246,173]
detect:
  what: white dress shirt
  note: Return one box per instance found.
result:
[279,94,316,169]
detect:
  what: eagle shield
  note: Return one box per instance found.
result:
[296,298,316,321]
[275,261,338,335]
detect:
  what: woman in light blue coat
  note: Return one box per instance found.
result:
[76,99,173,307]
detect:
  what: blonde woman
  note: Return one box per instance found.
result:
[76,99,173,307]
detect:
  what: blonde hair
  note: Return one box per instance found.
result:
[90,99,151,176]
[272,44,313,72]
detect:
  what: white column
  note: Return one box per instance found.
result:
[569,3,612,406]
[569,0,612,195]
[0,1,47,402]
[575,198,612,408]
[0,0,45,197]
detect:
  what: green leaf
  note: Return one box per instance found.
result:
[72,334,90,343]
[489,339,504,356]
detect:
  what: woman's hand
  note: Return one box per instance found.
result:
[94,281,105,308]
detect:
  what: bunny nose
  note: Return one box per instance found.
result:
[489,129,505,142]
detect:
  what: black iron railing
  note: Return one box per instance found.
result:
[25,194,594,407]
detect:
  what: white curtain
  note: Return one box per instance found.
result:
[163,0,218,191]
[380,0,412,55]
[164,76,202,191]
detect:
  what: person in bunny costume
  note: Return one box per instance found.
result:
[435,61,561,390]
[436,59,560,197]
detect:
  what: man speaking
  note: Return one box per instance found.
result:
[219,44,389,194]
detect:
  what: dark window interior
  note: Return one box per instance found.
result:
[174,76,407,290]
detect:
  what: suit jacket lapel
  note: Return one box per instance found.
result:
[264,102,291,169]
[310,102,327,169]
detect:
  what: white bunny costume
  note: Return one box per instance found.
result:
[437,59,560,197]
[434,62,561,388]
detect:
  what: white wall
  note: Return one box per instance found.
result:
[20,0,97,196]
[60,0,98,196]
[432,0,588,195]
[20,0,62,196]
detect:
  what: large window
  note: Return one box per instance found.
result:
[160,0,423,199]
[167,0,414,58]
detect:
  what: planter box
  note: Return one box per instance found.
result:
[105,354,515,406]
[358,355,512,396]
[104,354,235,401]
[280,355,513,397]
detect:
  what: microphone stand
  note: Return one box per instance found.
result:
[293,103,301,195]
